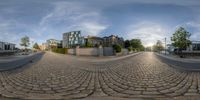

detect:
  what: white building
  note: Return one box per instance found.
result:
[39,43,48,51]
[190,41,200,51]
[0,41,15,53]
[46,39,62,50]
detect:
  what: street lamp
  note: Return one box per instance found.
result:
[165,38,166,55]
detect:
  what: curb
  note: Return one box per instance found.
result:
[155,53,200,63]
[155,53,200,72]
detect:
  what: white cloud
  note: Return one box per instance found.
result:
[185,21,200,41]
[126,21,169,46]
[39,1,108,36]
[186,21,200,29]
[78,22,108,36]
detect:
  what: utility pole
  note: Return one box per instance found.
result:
[165,37,166,55]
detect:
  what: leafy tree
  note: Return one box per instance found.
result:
[85,41,93,47]
[124,40,131,48]
[33,43,40,50]
[130,39,144,51]
[153,40,164,52]
[140,45,145,51]
[171,27,191,50]
[20,36,30,50]
[128,47,132,52]
[113,44,122,53]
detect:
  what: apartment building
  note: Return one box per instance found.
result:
[103,35,124,47]
[84,36,104,47]
[46,39,62,50]
[62,31,84,48]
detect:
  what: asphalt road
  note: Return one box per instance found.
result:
[0,52,44,71]
[155,53,200,71]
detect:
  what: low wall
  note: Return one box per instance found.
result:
[68,47,114,56]
[68,46,132,56]
[122,49,129,55]
[68,49,75,55]
[103,47,114,56]
[78,48,99,56]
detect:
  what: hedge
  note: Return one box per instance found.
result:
[113,44,122,53]
[52,48,68,54]
[128,47,132,52]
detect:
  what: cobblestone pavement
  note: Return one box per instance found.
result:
[0,52,200,100]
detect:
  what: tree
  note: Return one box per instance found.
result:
[85,41,93,47]
[124,40,131,48]
[33,43,40,50]
[20,36,30,50]
[130,39,144,51]
[171,27,191,50]
[153,40,164,52]
[128,47,132,52]
[113,44,122,53]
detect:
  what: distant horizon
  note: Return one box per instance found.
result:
[1,0,200,48]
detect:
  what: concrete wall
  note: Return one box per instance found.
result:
[103,47,113,56]
[122,49,129,55]
[78,48,99,56]
[68,49,75,55]
[68,46,130,56]
[68,46,114,56]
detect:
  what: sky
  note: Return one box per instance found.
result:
[0,0,200,48]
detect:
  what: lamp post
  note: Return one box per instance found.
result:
[165,37,166,55]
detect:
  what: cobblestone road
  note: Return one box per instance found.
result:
[0,52,200,99]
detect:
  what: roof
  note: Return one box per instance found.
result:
[63,31,81,35]
[192,41,200,44]
[85,36,103,40]
[0,41,16,45]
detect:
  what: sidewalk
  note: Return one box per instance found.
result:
[156,53,200,63]
[155,53,200,71]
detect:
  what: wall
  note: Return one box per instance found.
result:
[78,48,99,56]
[122,49,129,55]
[67,46,130,56]
[68,49,75,55]
[68,46,114,56]
[103,47,113,56]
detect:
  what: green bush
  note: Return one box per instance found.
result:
[113,44,122,53]
[52,48,68,54]
[128,47,132,52]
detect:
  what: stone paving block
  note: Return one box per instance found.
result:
[0,52,200,99]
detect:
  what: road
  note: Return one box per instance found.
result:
[155,53,200,71]
[0,52,200,100]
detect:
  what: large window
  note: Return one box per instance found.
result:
[193,44,200,51]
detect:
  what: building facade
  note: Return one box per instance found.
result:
[39,43,48,51]
[0,41,15,52]
[190,41,200,51]
[103,35,124,47]
[62,31,84,48]
[84,36,103,47]
[46,39,62,50]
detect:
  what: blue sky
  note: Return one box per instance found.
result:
[1,0,200,47]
